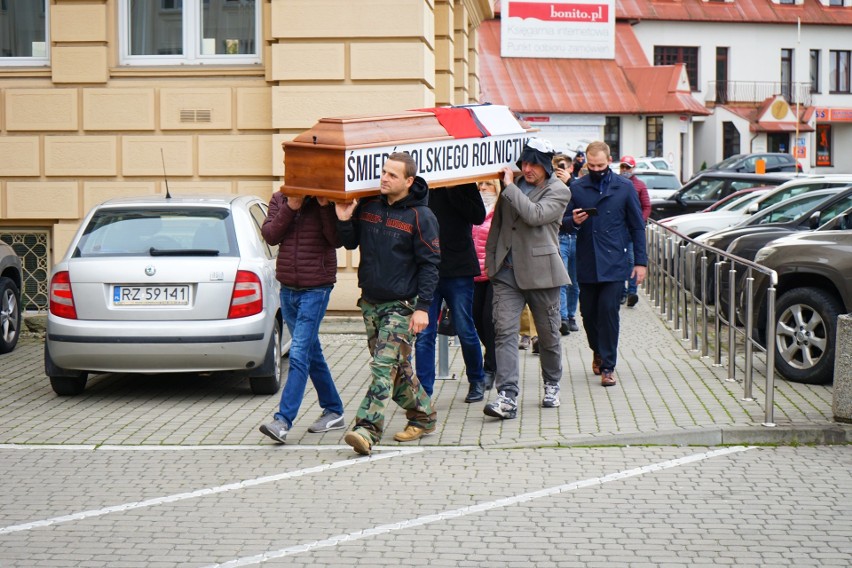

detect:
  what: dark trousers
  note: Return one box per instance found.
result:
[579,280,623,371]
[472,280,496,373]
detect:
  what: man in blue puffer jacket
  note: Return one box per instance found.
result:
[568,141,647,388]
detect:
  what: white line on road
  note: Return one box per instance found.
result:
[0,444,479,452]
[0,448,422,536]
[202,446,756,568]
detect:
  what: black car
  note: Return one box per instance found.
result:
[694,152,803,178]
[744,211,852,384]
[649,172,798,220]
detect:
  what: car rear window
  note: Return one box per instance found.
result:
[74,208,237,258]
[635,173,681,190]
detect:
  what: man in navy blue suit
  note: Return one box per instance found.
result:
[568,141,647,387]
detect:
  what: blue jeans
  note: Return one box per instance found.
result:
[274,286,344,428]
[559,234,579,320]
[415,276,484,396]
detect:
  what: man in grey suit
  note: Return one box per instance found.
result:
[483,138,571,420]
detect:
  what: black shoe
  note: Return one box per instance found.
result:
[620,294,627,305]
[531,336,540,354]
[567,317,579,332]
[560,320,570,336]
[464,381,485,403]
[627,293,639,307]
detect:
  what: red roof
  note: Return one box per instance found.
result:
[478,20,710,116]
[618,0,852,26]
[493,1,852,25]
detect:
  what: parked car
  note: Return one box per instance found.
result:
[649,172,798,220]
[634,156,672,172]
[680,175,852,243]
[745,211,852,384]
[45,194,291,396]
[685,186,849,301]
[0,241,23,354]
[633,170,682,200]
[693,152,803,178]
[658,187,773,240]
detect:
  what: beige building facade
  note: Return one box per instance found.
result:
[0,0,492,313]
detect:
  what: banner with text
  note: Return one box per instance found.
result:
[344,133,531,192]
[501,0,615,59]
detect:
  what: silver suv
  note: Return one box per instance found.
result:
[0,241,23,354]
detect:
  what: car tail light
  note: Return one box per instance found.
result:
[228,270,263,319]
[49,271,78,320]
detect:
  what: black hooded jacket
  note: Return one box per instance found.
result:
[337,176,441,312]
[427,183,486,279]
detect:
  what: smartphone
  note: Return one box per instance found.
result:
[582,208,598,216]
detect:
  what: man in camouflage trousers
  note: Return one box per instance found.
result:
[335,152,440,455]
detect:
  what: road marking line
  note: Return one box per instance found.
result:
[0,444,479,452]
[202,446,755,568]
[0,449,422,536]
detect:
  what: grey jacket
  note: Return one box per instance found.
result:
[485,174,571,290]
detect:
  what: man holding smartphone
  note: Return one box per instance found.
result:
[568,141,647,387]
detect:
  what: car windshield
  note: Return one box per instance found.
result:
[74,207,236,257]
[757,182,852,211]
[720,192,764,212]
[680,178,726,201]
[635,173,681,189]
[750,192,839,225]
[711,155,744,170]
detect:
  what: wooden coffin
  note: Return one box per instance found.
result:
[280,105,535,199]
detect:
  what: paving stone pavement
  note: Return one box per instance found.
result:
[1,290,848,449]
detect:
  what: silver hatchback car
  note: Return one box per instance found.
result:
[45,194,290,396]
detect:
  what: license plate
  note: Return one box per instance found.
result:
[113,285,190,306]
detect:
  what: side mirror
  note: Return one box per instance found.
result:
[809,211,821,230]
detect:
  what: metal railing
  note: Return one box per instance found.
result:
[645,220,779,426]
[706,80,813,107]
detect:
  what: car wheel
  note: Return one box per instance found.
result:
[45,342,88,395]
[0,276,22,354]
[249,320,282,395]
[773,287,842,385]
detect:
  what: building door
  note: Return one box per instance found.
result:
[768,133,789,153]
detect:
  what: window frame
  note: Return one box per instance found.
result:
[645,116,664,158]
[829,50,851,94]
[654,46,699,92]
[604,116,621,162]
[0,0,49,67]
[117,0,261,67]
[810,49,821,94]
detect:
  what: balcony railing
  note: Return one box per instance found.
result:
[707,81,813,107]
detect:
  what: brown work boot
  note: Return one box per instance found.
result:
[393,424,436,442]
[601,369,617,387]
[344,431,372,455]
[592,352,603,375]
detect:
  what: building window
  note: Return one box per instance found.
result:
[118,0,260,66]
[604,116,621,161]
[816,124,832,167]
[810,50,821,93]
[828,0,844,6]
[722,122,740,158]
[829,50,851,93]
[781,48,793,100]
[654,46,699,91]
[0,0,48,66]
[645,116,663,157]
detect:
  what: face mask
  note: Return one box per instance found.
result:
[587,169,606,183]
[621,170,634,179]
[480,190,498,209]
